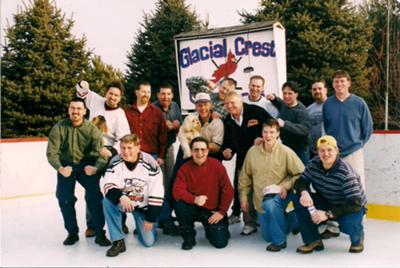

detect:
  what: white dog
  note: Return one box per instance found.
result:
[178,114,202,159]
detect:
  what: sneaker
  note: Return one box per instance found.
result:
[292,227,300,235]
[85,228,95,238]
[181,240,196,250]
[228,214,241,225]
[296,240,324,254]
[122,224,129,234]
[106,239,126,257]
[266,242,287,252]
[320,229,340,240]
[240,225,257,236]
[63,233,79,245]
[95,232,112,247]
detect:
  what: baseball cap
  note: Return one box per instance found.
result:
[317,135,338,149]
[194,92,211,103]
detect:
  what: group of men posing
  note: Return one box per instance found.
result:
[46,69,373,257]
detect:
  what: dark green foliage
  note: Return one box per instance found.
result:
[125,0,202,105]
[360,0,400,129]
[1,0,91,137]
[240,0,372,106]
[86,55,126,105]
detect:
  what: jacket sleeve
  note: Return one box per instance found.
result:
[294,165,313,194]
[238,150,253,204]
[92,127,108,172]
[360,99,373,145]
[271,96,284,111]
[145,162,165,223]
[173,166,196,204]
[113,111,131,153]
[217,165,234,216]
[281,150,305,190]
[46,123,63,170]
[282,108,311,138]
[158,111,168,159]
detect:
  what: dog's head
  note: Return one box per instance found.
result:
[183,114,202,132]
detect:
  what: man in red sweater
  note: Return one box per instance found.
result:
[124,82,168,166]
[173,136,234,250]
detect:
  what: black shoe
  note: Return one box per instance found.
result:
[320,229,340,240]
[106,239,126,257]
[163,225,180,236]
[133,229,138,235]
[63,233,79,245]
[266,242,287,252]
[292,227,300,235]
[122,224,129,234]
[181,240,196,250]
[95,232,111,247]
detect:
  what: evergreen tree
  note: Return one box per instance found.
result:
[240,0,372,105]
[1,0,91,137]
[360,0,400,129]
[86,55,125,104]
[125,0,202,105]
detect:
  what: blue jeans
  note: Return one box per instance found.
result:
[56,162,105,235]
[257,193,298,245]
[103,198,157,247]
[293,146,310,166]
[292,192,365,245]
[174,201,230,248]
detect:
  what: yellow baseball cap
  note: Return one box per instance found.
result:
[317,135,337,149]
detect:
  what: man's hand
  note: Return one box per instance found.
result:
[311,210,328,224]
[156,158,164,166]
[254,137,263,146]
[277,118,285,127]
[172,120,181,131]
[84,165,97,176]
[279,186,287,199]
[194,195,208,206]
[165,120,174,130]
[266,94,275,101]
[300,191,314,207]
[119,195,135,212]
[58,166,72,178]
[208,211,223,224]
[240,201,249,213]
[222,148,233,160]
[100,147,112,158]
[212,112,222,119]
[143,221,154,232]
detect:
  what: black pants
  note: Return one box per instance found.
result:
[175,201,230,248]
[56,162,105,235]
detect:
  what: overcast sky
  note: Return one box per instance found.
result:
[1,0,261,72]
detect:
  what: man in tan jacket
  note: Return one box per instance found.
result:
[239,119,304,252]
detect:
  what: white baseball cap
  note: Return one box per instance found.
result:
[195,92,211,103]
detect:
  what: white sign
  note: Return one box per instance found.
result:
[175,22,286,111]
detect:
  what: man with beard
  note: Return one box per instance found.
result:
[46,97,111,247]
[125,82,168,167]
[307,80,328,159]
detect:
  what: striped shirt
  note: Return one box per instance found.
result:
[295,156,366,217]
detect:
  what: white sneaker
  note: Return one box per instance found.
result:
[228,214,241,225]
[240,225,257,236]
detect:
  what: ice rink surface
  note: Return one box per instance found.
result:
[1,191,400,268]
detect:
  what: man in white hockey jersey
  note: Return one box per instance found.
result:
[102,134,164,257]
